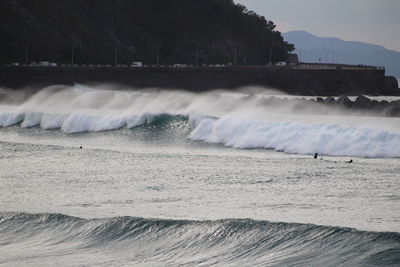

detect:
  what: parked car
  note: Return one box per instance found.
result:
[130,61,143,67]
[173,64,187,68]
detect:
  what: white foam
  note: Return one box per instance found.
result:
[0,111,23,127]
[189,117,400,158]
[21,112,43,128]
[40,114,67,129]
[1,85,400,158]
[127,113,156,128]
[61,113,127,133]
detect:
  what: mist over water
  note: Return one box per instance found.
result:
[1,84,400,266]
[0,84,399,158]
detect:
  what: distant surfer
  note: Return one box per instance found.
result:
[314,153,318,159]
[79,146,82,149]
[347,159,353,163]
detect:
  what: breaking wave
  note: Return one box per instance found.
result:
[189,117,400,158]
[1,110,400,158]
[1,85,400,158]
[0,212,399,266]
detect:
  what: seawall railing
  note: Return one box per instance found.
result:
[292,63,385,71]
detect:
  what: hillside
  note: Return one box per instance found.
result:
[283,30,400,80]
[0,0,293,66]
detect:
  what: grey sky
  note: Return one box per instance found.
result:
[234,0,400,51]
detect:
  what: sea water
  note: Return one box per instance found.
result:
[0,85,399,266]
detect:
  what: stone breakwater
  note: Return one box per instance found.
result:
[318,95,400,116]
[0,66,398,96]
[264,95,400,117]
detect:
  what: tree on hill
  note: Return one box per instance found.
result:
[0,0,294,65]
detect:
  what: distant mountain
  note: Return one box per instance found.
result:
[283,30,400,79]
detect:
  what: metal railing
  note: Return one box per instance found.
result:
[291,63,385,71]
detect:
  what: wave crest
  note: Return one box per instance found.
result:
[189,117,400,158]
[1,86,400,158]
[1,212,399,266]
[1,109,400,158]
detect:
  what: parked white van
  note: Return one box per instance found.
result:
[130,62,143,67]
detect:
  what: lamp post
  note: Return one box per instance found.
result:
[234,49,237,66]
[114,42,119,66]
[25,39,30,65]
[268,34,276,65]
[195,47,199,67]
[269,41,274,65]
[71,40,75,65]
[299,43,303,63]
[156,46,160,66]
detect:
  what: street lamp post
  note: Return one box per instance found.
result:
[156,46,160,66]
[269,41,274,65]
[25,39,30,65]
[114,43,119,66]
[268,34,276,65]
[71,41,75,65]
[195,47,199,67]
[234,49,237,66]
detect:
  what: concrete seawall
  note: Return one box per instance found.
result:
[0,66,398,96]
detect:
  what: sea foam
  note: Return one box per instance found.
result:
[189,116,400,158]
[1,85,400,158]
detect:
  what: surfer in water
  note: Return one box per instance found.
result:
[347,159,353,163]
[314,153,318,159]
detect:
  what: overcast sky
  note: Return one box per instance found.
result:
[234,0,400,52]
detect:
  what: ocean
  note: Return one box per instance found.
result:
[0,84,399,266]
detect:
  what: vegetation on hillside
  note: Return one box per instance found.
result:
[0,0,294,65]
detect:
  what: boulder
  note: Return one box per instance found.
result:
[354,95,372,109]
[336,95,352,108]
[383,103,400,117]
[378,100,391,109]
[325,96,335,103]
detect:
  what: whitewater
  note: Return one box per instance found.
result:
[1,84,400,157]
[0,84,399,266]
